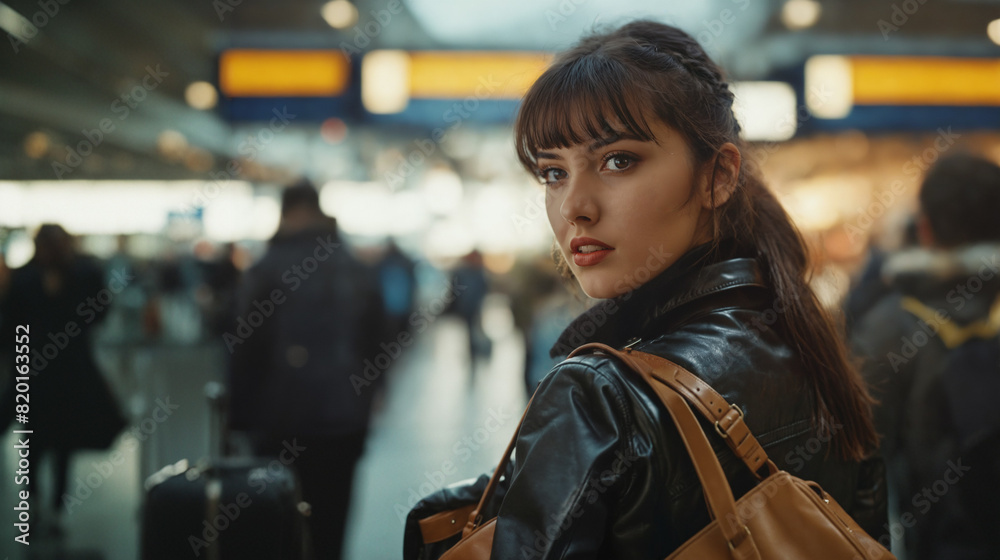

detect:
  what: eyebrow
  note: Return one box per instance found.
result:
[588,133,642,151]
[535,133,644,161]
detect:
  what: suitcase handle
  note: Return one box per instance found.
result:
[204,381,228,461]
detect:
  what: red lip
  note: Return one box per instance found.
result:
[570,237,614,267]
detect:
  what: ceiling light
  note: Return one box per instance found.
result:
[185,81,218,110]
[322,0,358,30]
[805,55,853,119]
[362,50,410,114]
[782,0,821,30]
[988,19,1000,46]
[730,81,797,141]
[157,130,188,160]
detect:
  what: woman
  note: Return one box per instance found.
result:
[407,20,886,559]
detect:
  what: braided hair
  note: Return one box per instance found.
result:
[514,19,879,461]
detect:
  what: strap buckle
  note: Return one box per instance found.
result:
[714,404,744,438]
[727,525,752,552]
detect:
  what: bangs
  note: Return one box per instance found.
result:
[514,54,664,175]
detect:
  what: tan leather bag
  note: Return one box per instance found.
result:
[418,343,895,560]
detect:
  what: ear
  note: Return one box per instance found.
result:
[698,142,741,210]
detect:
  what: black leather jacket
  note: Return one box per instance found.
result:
[405,242,886,559]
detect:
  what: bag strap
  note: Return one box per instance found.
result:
[569,342,774,479]
[459,393,536,538]
[567,342,765,559]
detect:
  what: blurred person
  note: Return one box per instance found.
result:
[521,275,585,396]
[198,241,243,338]
[852,153,1000,559]
[144,245,205,344]
[0,250,10,301]
[226,179,385,560]
[377,238,417,339]
[496,253,567,395]
[406,20,886,559]
[447,249,491,377]
[102,234,150,343]
[844,218,920,336]
[0,224,126,532]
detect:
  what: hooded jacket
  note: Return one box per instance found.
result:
[406,241,886,559]
[852,244,1000,560]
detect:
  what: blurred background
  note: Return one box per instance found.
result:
[0,0,999,558]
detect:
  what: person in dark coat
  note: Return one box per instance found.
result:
[852,153,1000,559]
[0,224,125,523]
[377,238,417,340]
[227,179,386,560]
[405,20,886,559]
[449,250,491,377]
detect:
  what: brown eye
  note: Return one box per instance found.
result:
[605,154,633,171]
[541,168,566,184]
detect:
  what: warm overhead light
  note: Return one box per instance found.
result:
[730,81,798,141]
[23,131,51,159]
[805,55,853,119]
[362,50,410,114]
[185,81,218,110]
[782,0,821,30]
[157,130,188,160]
[322,0,358,29]
[988,19,1000,46]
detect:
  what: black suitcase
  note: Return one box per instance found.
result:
[140,383,311,560]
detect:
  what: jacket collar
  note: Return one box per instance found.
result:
[550,240,765,358]
[882,243,1000,321]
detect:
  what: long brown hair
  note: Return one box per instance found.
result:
[514,20,878,461]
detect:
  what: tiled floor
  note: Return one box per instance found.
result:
[0,302,527,560]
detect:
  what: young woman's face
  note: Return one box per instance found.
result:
[538,120,714,299]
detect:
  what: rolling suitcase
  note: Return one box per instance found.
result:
[140,382,312,559]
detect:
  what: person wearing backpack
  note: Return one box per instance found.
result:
[852,153,1000,559]
[227,179,387,560]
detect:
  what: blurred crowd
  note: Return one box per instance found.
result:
[0,153,998,559]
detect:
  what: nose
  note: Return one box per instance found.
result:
[558,173,599,226]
